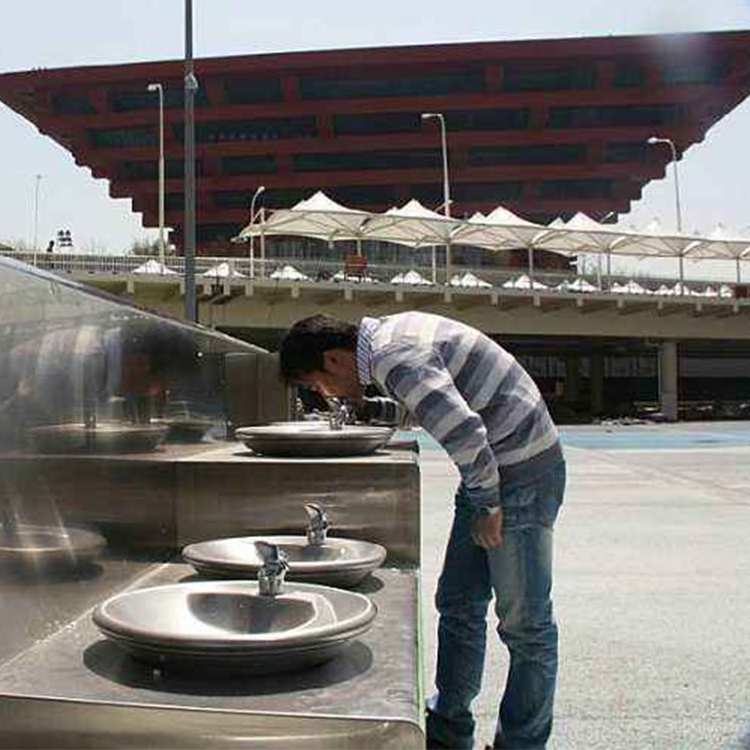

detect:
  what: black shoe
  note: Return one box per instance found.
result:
[426,734,454,749]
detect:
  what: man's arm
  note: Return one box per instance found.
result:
[375,342,501,512]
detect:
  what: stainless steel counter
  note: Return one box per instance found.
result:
[0,437,420,564]
[0,564,423,749]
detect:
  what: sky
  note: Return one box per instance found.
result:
[2,0,750,279]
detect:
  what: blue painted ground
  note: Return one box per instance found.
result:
[398,424,750,452]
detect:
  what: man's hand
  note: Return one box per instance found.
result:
[471,508,503,549]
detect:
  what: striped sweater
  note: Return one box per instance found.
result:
[357,312,563,510]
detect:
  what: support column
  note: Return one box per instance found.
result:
[590,354,604,417]
[565,355,580,405]
[659,341,679,422]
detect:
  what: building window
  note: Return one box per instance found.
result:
[109,87,209,113]
[224,77,284,104]
[336,108,530,136]
[221,155,278,176]
[453,182,525,202]
[121,160,199,180]
[662,58,730,85]
[539,179,613,199]
[300,69,485,100]
[334,112,422,136]
[174,117,317,143]
[197,223,242,243]
[470,144,586,166]
[412,182,524,206]
[445,108,530,131]
[614,62,646,88]
[88,126,157,148]
[52,91,95,115]
[605,142,648,163]
[214,188,312,210]
[293,149,441,172]
[503,64,596,92]
[327,185,398,206]
[548,104,685,128]
[165,194,184,211]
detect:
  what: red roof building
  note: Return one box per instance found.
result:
[1,30,749,253]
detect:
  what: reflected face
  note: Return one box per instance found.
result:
[297,349,363,402]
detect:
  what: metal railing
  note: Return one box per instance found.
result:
[1,249,744,299]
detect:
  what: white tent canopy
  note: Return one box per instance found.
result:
[133,259,177,275]
[202,261,246,278]
[449,271,492,288]
[236,191,371,241]
[451,205,544,249]
[610,280,651,295]
[269,264,311,281]
[232,191,750,285]
[558,212,640,253]
[363,199,457,243]
[390,269,433,285]
[557,276,598,293]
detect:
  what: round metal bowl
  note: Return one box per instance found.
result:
[159,418,213,443]
[27,422,168,454]
[0,523,106,569]
[183,535,387,588]
[92,580,376,675]
[235,424,395,458]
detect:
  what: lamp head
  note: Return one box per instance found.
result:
[147,83,161,93]
[422,112,439,120]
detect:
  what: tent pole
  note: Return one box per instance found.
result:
[679,254,685,295]
[527,246,534,285]
[445,240,452,285]
[260,207,266,279]
[250,242,255,279]
[431,246,437,283]
[736,257,741,285]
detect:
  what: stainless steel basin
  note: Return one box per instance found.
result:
[27,422,168,454]
[158,418,213,443]
[235,424,395,457]
[0,523,106,568]
[183,536,387,588]
[92,580,376,675]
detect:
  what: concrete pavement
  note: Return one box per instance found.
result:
[419,422,750,749]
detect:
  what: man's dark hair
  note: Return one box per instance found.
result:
[279,314,358,382]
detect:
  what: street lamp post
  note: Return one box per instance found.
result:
[648,136,685,288]
[422,112,452,281]
[249,185,266,278]
[33,174,43,263]
[183,0,199,323]
[147,83,166,268]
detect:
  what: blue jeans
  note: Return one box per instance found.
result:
[426,462,566,749]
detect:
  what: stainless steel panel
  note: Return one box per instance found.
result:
[0,696,423,749]
[0,566,423,749]
[225,352,293,434]
[176,443,421,566]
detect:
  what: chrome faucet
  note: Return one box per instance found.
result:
[326,398,349,431]
[0,502,15,536]
[254,541,289,596]
[304,503,329,546]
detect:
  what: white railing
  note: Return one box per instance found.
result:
[1,249,745,299]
